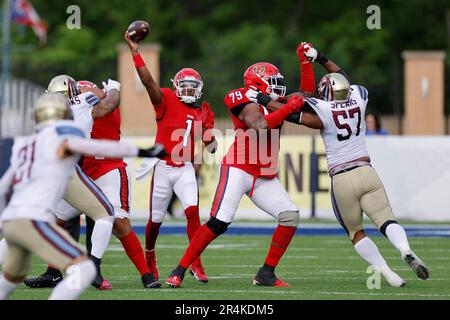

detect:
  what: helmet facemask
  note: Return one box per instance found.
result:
[266,74,286,100]
[172,77,203,104]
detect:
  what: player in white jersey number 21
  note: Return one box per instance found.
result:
[0,92,165,300]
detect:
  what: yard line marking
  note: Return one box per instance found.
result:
[15,288,450,298]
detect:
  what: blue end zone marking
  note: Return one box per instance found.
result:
[56,126,85,138]
[79,225,450,238]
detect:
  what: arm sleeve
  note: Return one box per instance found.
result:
[300,62,316,94]
[66,137,139,158]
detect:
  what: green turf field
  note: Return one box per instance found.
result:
[8,234,450,300]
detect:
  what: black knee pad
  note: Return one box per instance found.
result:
[206,217,230,235]
[380,220,398,237]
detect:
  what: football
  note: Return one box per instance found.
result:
[127,20,150,43]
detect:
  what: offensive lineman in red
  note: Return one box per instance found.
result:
[77,81,161,289]
[124,31,216,282]
[165,62,305,288]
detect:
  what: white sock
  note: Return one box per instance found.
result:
[0,238,7,266]
[353,237,387,267]
[90,217,114,259]
[0,274,19,300]
[385,223,411,255]
[49,260,96,300]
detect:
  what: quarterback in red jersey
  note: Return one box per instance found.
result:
[124,31,216,282]
[165,62,305,288]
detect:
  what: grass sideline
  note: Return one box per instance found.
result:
[8,234,450,300]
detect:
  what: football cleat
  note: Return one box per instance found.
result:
[377,265,406,288]
[92,273,106,289]
[145,249,159,281]
[190,265,209,283]
[97,279,113,290]
[141,272,162,289]
[23,274,63,288]
[165,267,186,288]
[253,266,289,287]
[402,250,429,280]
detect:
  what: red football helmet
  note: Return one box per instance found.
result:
[243,62,286,98]
[77,80,97,88]
[171,68,203,104]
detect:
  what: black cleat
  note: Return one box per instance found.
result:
[23,273,63,288]
[253,265,289,287]
[141,272,162,288]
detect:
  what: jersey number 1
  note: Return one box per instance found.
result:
[332,107,361,141]
[183,119,193,147]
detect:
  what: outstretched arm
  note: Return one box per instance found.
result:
[238,95,304,130]
[58,138,166,160]
[245,89,323,129]
[124,32,163,105]
[307,46,351,83]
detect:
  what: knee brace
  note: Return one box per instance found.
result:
[206,217,230,235]
[277,210,300,227]
[380,220,398,237]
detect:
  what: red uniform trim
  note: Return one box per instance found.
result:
[148,168,155,220]
[210,165,230,218]
[119,168,130,213]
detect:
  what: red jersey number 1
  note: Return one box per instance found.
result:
[183,119,193,147]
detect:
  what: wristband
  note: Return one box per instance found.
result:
[299,112,303,124]
[133,53,146,69]
[256,92,272,107]
[316,51,329,65]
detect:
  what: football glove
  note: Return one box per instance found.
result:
[297,42,317,64]
[201,102,215,130]
[245,86,272,107]
[284,95,305,113]
[102,79,121,92]
[137,144,166,158]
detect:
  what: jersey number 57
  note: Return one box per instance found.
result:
[332,107,361,141]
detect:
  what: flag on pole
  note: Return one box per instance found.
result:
[11,0,47,45]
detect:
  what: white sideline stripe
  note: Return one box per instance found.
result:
[15,288,450,298]
[106,243,259,251]
[33,263,446,270]
[104,275,450,281]
[101,253,442,262]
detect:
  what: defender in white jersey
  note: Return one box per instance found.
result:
[0,92,165,300]
[19,76,161,290]
[254,43,429,287]
[19,75,123,290]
